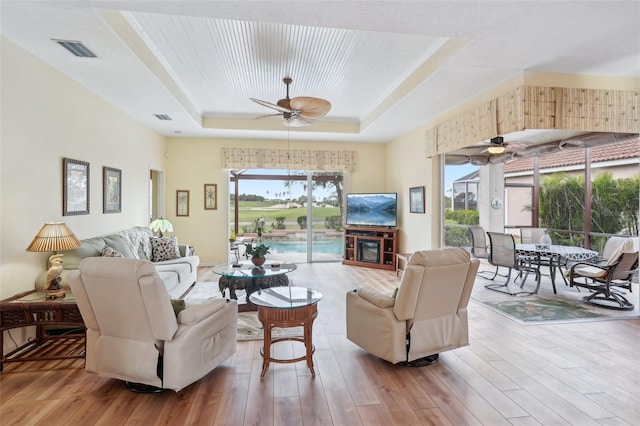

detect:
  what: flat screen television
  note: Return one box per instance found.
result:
[346,193,397,228]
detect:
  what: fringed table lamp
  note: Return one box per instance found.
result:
[26,222,81,299]
[149,217,173,237]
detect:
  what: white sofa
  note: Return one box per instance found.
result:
[36,226,199,298]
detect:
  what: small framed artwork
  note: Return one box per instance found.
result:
[63,158,90,216]
[103,166,122,214]
[176,190,190,216]
[204,184,217,210]
[409,186,425,214]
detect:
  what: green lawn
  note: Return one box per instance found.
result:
[233,202,342,232]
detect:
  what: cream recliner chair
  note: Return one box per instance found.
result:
[68,257,237,392]
[346,248,479,365]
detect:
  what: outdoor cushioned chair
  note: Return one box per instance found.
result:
[568,238,638,310]
[346,248,479,366]
[559,235,630,283]
[68,257,237,392]
[597,236,632,263]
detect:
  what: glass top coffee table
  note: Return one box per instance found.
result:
[249,286,323,378]
[213,262,297,311]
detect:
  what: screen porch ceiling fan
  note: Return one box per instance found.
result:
[480,136,527,155]
[250,77,331,127]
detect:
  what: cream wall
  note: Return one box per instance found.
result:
[0,37,166,302]
[386,128,441,253]
[163,137,387,264]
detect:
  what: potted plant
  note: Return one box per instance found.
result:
[245,243,270,266]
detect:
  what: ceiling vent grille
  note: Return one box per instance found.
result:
[153,114,172,121]
[53,40,97,58]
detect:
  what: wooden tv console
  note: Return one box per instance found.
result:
[342,227,398,270]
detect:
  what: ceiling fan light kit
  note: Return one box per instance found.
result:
[251,77,331,127]
[486,136,506,154]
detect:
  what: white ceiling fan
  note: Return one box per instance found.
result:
[479,136,528,155]
[250,77,331,127]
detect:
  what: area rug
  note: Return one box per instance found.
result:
[236,311,304,341]
[183,282,241,303]
[481,298,609,324]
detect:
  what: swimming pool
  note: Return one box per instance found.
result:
[266,239,343,255]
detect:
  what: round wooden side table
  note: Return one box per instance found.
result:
[249,286,323,378]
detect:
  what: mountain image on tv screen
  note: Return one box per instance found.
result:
[346,193,397,227]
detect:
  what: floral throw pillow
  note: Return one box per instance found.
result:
[101,245,123,257]
[151,236,181,262]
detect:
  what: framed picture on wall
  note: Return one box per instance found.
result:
[63,158,90,216]
[204,184,217,210]
[176,190,190,216]
[103,166,122,213]
[409,186,425,214]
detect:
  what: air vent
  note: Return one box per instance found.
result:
[153,114,172,121]
[53,40,97,58]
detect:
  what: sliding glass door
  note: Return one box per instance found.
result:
[229,169,344,263]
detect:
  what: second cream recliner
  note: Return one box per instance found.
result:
[346,248,479,365]
[68,257,237,392]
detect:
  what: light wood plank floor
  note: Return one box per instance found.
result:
[1,262,639,425]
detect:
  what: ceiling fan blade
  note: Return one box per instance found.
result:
[284,117,313,127]
[290,97,331,119]
[505,142,529,152]
[489,153,510,163]
[254,113,283,120]
[250,98,291,114]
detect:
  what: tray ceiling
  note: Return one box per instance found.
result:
[1,1,639,145]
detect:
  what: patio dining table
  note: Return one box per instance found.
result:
[516,244,598,293]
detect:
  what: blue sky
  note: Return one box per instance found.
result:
[232,169,334,200]
[444,164,478,195]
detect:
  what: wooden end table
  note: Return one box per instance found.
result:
[0,289,85,371]
[249,286,323,378]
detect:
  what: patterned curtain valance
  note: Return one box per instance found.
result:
[222,148,357,171]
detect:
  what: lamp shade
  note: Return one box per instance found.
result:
[26,222,81,252]
[149,217,173,234]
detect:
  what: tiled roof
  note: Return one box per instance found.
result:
[504,138,640,173]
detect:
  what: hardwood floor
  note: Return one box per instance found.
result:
[1,262,639,425]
